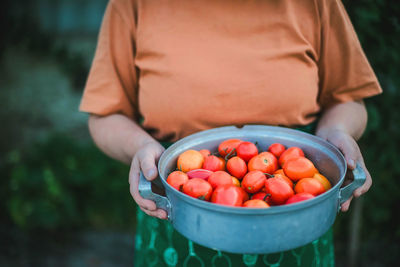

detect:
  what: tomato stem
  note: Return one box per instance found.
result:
[264,173,274,178]
[263,194,271,202]
[224,148,237,161]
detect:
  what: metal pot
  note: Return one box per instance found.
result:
[139,125,365,254]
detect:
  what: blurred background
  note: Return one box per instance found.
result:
[0,0,399,266]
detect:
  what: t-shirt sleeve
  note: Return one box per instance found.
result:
[317,0,382,108]
[79,0,139,120]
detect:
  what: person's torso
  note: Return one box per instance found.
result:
[134,0,322,141]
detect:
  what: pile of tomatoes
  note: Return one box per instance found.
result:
[166,139,332,208]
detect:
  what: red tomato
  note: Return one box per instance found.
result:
[166,171,189,191]
[238,186,250,202]
[273,173,293,188]
[247,152,278,174]
[265,177,294,205]
[278,147,305,167]
[285,193,315,205]
[202,155,226,172]
[182,178,213,200]
[283,157,318,181]
[199,149,211,158]
[294,178,325,196]
[186,169,213,180]
[251,192,272,205]
[218,139,243,158]
[241,170,266,194]
[207,171,233,189]
[226,156,247,179]
[211,185,243,207]
[243,199,270,208]
[236,141,258,162]
[268,143,286,158]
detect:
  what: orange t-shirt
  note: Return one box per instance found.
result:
[80,0,382,142]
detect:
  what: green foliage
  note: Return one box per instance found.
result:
[1,135,136,231]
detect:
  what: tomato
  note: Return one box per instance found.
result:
[218,139,243,158]
[265,177,294,205]
[268,143,286,158]
[241,170,266,193]
[236,141,258,162]
[278,147,304,167]
[226,156,247,179]
[238,186,250,202]
[166,171,189,191]
[243,199,270,208]
[273,173,293,188]
[177,150,204,172]
[199,149,211,158]
[186,169,213,180]
[285,193,315,205]
[294,178,325,196]
[202,155,226,172]
[231,177,241,187]
[313,173,332,191]
[283,157,318,181]
[251,192,272,204]
[207,171,233,189]
[211,185,243,207]
[182,178,213,200]
[274,169,286,176]
[248,152,278,174]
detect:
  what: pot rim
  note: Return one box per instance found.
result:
[158,125,347,215]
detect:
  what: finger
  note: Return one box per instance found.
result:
[129,157,157,211]
[139,206,168,220]
[340,196,353,212]
[338,141,359,170]
[353,161,372,198]
[139,152,159,181]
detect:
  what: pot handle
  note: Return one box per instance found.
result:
[339,163,366,206]
[138,172,172,221]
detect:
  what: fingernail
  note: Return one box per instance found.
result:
[146,169,156,178]
[348,160,355,168]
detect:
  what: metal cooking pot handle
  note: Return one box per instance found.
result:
[138,172,172,220]
[339,163,366,206]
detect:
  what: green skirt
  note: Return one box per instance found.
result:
[134,124,335,267]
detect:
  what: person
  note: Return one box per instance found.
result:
[79,0,382,266]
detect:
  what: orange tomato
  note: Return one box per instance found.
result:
[211,185,243,207]
[283,157,318,182]
[203,155,226,172]
[313,173,332,191]
[278,147,304,167]
[182,178,213,200]
[294,178,325,196]
[166,171,189,191]
[248,152,278,174]
[208,171,233,189]
[231,177,241,187]
[227,156,247,179]
[177,150,204,172]
[274,169,286,176]
[218,139,243,158]
[243,199,270,208]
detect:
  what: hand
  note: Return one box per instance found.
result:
[316,129,372,212]
[128,141,168,219]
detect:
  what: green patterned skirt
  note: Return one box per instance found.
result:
[134,124,335,267]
